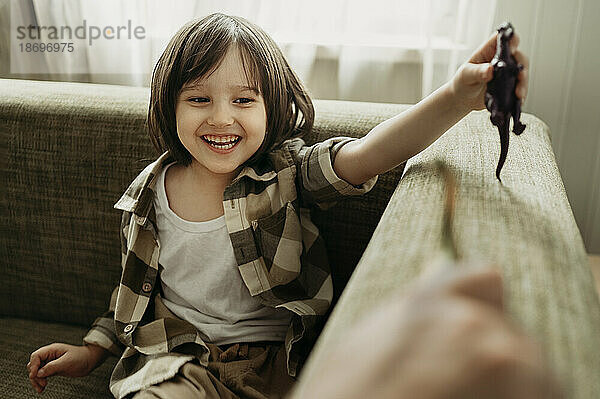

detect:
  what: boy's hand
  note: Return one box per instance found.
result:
[450,31,529,113]
[26,343,108,394]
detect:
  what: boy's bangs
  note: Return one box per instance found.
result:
[237,45,263,94]
[180,45,226,93]
[180,44,262,96]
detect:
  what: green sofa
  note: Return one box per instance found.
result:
[1,78,599,399]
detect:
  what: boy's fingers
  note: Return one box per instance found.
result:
[31,343,68,372]
[513,50,529,100]
[28,357,39,378]
[460,63,492,84]
[29,353,39,366]
[32,374,47,386]
[29,376,43,393]
[470,32,498,63]
[29,378,38,393]
[38,356,66,378]
[513,49,529,69]
[480,63,493,81]
[28,358,39,370]
[510,32,520,53]
[471,30,522,63]
[36,377,48,388]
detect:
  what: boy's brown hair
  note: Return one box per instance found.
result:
[148,13,314,167]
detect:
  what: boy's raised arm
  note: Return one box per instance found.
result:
[333,82,468,186]
[333,31,528,187]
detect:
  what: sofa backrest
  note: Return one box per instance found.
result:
[0,78,407,326]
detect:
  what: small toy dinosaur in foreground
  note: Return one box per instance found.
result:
[485,22,526,182]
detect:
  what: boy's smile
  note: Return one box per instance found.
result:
[175,45,267,189]
[200,134,242,153]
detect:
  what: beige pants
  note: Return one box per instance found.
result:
[130,341,296,399]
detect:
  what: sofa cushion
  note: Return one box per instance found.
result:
[0,317,118,399]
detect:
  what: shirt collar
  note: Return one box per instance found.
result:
[113,150,279,217]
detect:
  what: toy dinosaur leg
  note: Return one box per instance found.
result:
[496,114,511,182]
[486,94,503,127]
[490,109,503,127]
[485,92,494,113]
[513,99,526,135]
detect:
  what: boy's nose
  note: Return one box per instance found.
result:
[207,104,234,127]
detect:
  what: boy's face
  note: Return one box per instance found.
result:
[175,46,267,184]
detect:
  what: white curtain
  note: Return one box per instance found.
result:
[9,0,496,103]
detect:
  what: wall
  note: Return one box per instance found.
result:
[494,0,600,254]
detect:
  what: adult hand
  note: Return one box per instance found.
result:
[290,265,563,399]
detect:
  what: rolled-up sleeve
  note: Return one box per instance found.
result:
[287,137,378,210]
[82,285,124,357]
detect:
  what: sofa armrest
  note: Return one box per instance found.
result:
[293,110,600,399]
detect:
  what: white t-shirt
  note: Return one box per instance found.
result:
[153,162,292,345]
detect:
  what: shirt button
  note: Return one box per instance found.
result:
[124,324,133,333]
[142,282,152,293]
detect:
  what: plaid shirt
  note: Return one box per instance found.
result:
[83,136,378,398]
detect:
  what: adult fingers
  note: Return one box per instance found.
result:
[483,332,564,399]
[414,264,504,311]
[448,266,504,311]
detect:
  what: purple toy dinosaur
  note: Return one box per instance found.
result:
[485,22,526,182]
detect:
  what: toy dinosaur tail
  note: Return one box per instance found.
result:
[496,117,510,182]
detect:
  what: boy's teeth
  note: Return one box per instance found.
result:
[208,141,237,150]
[203,136,239,150]
[204,135,239,143]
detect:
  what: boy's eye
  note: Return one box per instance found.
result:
[188,97,209,103]
[234,98,254,104]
